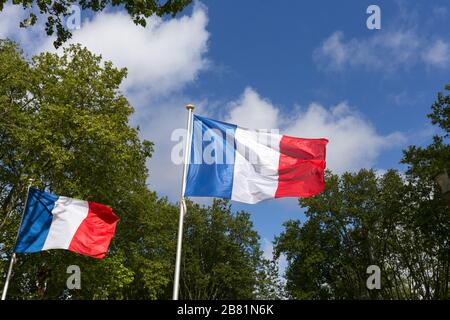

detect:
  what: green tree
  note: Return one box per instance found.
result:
[401,84,450,298]
[275,85,450,300]
[180,199,262,300]
[275,170,404,299]
[276,169,449,299]
[0,0,193,48]
[113,197,269,300]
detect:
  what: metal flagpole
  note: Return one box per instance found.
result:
[172,104,195,300]
[1,178,34,300]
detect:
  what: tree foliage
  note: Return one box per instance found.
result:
[0,0,193,48]
[402,84,450,179]
[276,169,449,299]
[180,200,262,299]
[275,85,450,300]
[254,258,287,300]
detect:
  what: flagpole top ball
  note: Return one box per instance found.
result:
[185,104,195,111]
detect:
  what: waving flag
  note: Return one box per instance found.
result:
[14,188,119,258]
[184,115,328,204]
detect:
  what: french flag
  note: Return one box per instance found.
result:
[14,188,119,258]
[184,115,328,204]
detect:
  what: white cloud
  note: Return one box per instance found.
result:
[226,87,279,129]
[315,31,350,70]
[0,3,210,98]
[285,102,406,172]
[0,4,23,38]
[0,3,43,54]
[54,4,209,97]
[432,6,448,18]
[224,88,405,173]
[389,90,427,107]
[423,39,450,67]
[314,30,450,71]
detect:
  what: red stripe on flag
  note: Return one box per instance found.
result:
[68,201,119,258]
[275,136,328,198]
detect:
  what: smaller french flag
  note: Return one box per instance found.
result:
[14,188,119,259]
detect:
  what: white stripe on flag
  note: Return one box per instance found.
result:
[231,128,282,204]
[42,197,89,250]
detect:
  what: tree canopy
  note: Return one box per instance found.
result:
[275,85,450,300]
[402,84,450,180]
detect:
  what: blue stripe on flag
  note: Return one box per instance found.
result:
[14,188,58,253]
[184,115,236,199]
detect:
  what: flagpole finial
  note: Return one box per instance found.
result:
[185,104,195,111]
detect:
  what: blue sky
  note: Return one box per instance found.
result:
[1,0,449,270]
[185,0,450,260]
